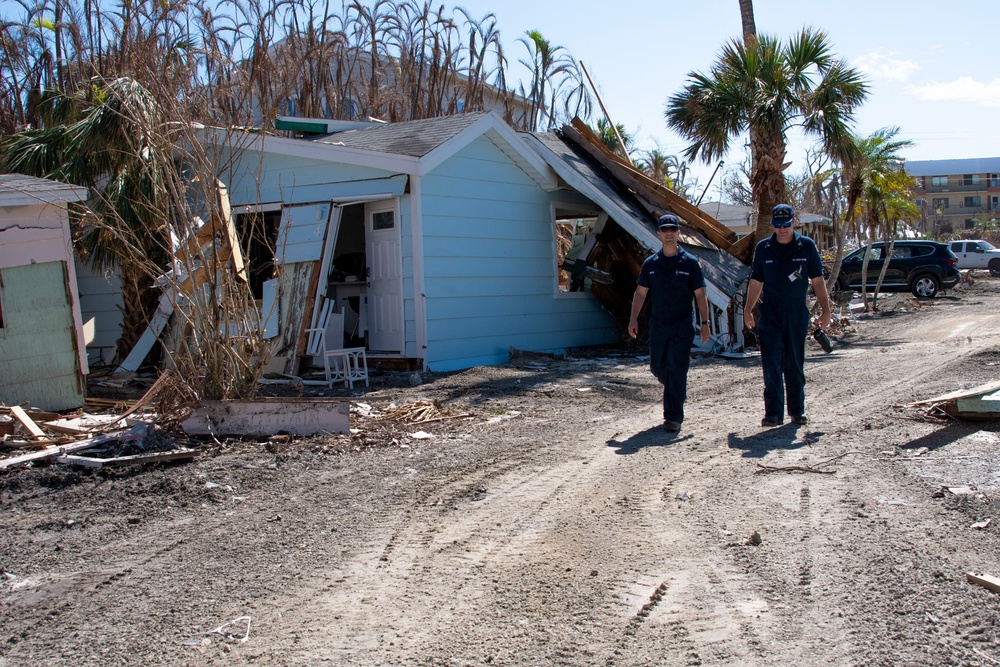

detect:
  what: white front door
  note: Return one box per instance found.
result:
[365,201,404,354]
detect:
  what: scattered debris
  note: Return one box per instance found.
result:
[55,448,196,469]
[754,451,862,475]
[182,615,252,646]
[972,519,992,530]
[0,422,186,470]
[726,530,762,547]
[903,380,1000,421]
[380,400,474,424]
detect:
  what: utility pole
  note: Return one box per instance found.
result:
[579,61,632,165]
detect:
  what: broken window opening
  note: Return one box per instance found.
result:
[556,215,599,292]
[235,209,282,300]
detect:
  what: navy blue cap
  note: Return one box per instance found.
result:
[771,204,795,224]
[657,214,680,229]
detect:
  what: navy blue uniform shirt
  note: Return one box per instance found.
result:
[749,232,824,318]
[637,246,706,333]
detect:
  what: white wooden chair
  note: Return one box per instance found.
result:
[306,300,369,390]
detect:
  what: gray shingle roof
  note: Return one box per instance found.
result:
[0,174,88,206]
[312,112,489,157]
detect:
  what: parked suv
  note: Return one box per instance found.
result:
[837,240,960,298]
[948,240,1000,276]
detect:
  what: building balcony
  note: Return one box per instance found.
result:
[936,205,987,217]
[921,182,990,194]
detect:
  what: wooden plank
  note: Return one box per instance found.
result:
[906,379,1000,407]
[728,231,757,266]
[113,370,172,423]
[9,405,46,437]
[1,437,112,469]
[180,398,350,436]
[967,572,1000,594]
[0,409,61,422]
[57,448,197,468]
[39,420,92,435]
[0,423,148,470]
[115,290,175,373]
[216,179,247,284]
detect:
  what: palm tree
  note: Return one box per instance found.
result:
[738,0,756,41]
[0,77,173,361]
[517,29,589,131]
[665,28,868,242]
[637,148,671,185]
[594,117,632,157]
[842,131,916,309]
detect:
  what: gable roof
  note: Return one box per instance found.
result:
[526,132,749,298]
[220,111,556,190]
[0,174,88,207]
[314,113,486,156]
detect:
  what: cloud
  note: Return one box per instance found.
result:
[909,77,1000,107]
[852,50,919,82]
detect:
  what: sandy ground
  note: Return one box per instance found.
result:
[3,277,1000,667]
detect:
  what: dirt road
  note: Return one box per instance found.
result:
[3,279,1000,666]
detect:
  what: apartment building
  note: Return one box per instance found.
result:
[906,157,1000,233]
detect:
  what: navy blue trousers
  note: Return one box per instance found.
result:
[649,328,694,423]
[757,307,809,419]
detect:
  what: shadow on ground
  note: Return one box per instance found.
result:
[727,424,824,458]
[900,422,1000,454]
[607,425,694,455]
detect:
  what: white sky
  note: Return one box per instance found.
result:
[454,0,1000,199]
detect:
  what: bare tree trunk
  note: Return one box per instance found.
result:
[872,215,896,308]
[738,0,768,242]
[738,0,756,40]
[751,130,789,242]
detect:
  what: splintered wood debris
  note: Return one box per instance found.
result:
[0,372,195,470]
[901,380,1000,421]
[378,400,475,424]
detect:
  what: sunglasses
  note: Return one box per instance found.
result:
[772,219,793,228]
[658,226,679,232]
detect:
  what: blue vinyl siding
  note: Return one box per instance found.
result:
[420,136,615,371]
[224,151,392,205]
[219,129,617,372]
[278,203,331,264]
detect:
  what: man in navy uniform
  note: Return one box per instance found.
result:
[628,214,711,432]
[743,204,832,427]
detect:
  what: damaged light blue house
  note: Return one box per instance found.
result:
[215,111,749,374]
[218,112,623,372]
